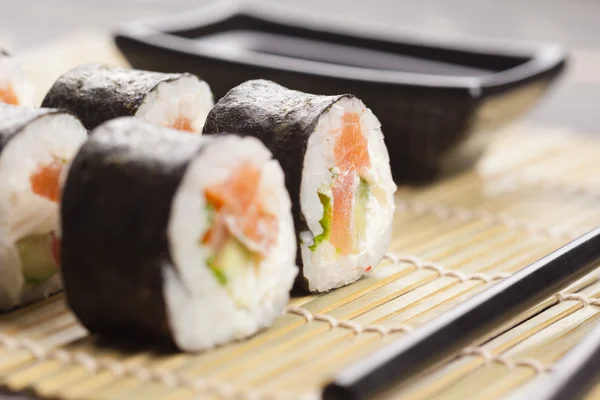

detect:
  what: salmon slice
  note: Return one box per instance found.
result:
[30,160,63,202]
[329,111,371,255]
[330,171,356,256]
[0,85,19,105]
[334,112,371,174]
[203,163,278,255]
[171,117,194,133]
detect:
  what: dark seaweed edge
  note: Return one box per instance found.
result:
[0,104,85,152]
[60,117,206,348]
[41,63,201,131]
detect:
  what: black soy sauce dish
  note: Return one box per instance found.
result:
[113,1,568,184]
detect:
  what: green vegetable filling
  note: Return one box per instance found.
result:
[16,234,58,284]
[207,256,228,285]
[309,178,371,253]
[309,193,332,251]
[207,236,254,287]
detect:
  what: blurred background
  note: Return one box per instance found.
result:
[0,0,598,133]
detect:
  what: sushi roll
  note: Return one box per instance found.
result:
[0,104,88,310]
[41,63,213,133]
[0,49,34,106]
[60,117,297,351]
[203,80,396,292]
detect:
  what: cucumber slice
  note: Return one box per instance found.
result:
[309,192,332,251]
[16,234,58,284]
[354,178,370,246]
[207,256,228,285]
[208,237,253,286]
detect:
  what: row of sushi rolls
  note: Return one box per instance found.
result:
[0,48,397,352]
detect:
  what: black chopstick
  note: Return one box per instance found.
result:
[529,317,600,400]
[323,226,600,400]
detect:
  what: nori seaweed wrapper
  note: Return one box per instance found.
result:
[202,79,351,288]
[60,117,207,346]
[41,63,197,131]
[0,103,74,152]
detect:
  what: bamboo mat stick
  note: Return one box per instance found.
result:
[482,135,598,177]
[401,222,510,255]
[0,296,65,333]
[437,365,539,400]
[483,144,600,193]
[395,200,576,244]
[428,228,532,267]
[417,229,555,266]
[0,322,85,374]
[433,234,547,275]
[57,353,160,400]
[497,159,600,194]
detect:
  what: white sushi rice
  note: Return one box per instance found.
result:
[135,75,213,133]
[0,113,88,310]
[166,136,298,351]
[0,55,35,106]
[299,97,396,292]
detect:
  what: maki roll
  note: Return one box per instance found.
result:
[0,49,34,106]
[41,63,213,133]
[203,80,396,292]
[61,117,297,351]
[0,104,88,310]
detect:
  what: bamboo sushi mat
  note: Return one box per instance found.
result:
[3,33,600,400]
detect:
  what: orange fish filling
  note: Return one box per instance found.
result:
[30,159,64,203]
[202,163,278,258]
[329,111,371,256]
[171,117,195,133]
[0,85,19,105]
[29,159,64,268]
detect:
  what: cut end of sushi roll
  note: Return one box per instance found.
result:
[134,74,213,134]
[0,50,35,106]
[166,135,297,351]
[41,63,213,132]
[202,79,397,293]
[299,97,396,292]
[60,118,297,351]
[0,106,87,310]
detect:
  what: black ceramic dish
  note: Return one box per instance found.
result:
[114,1,568,183]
